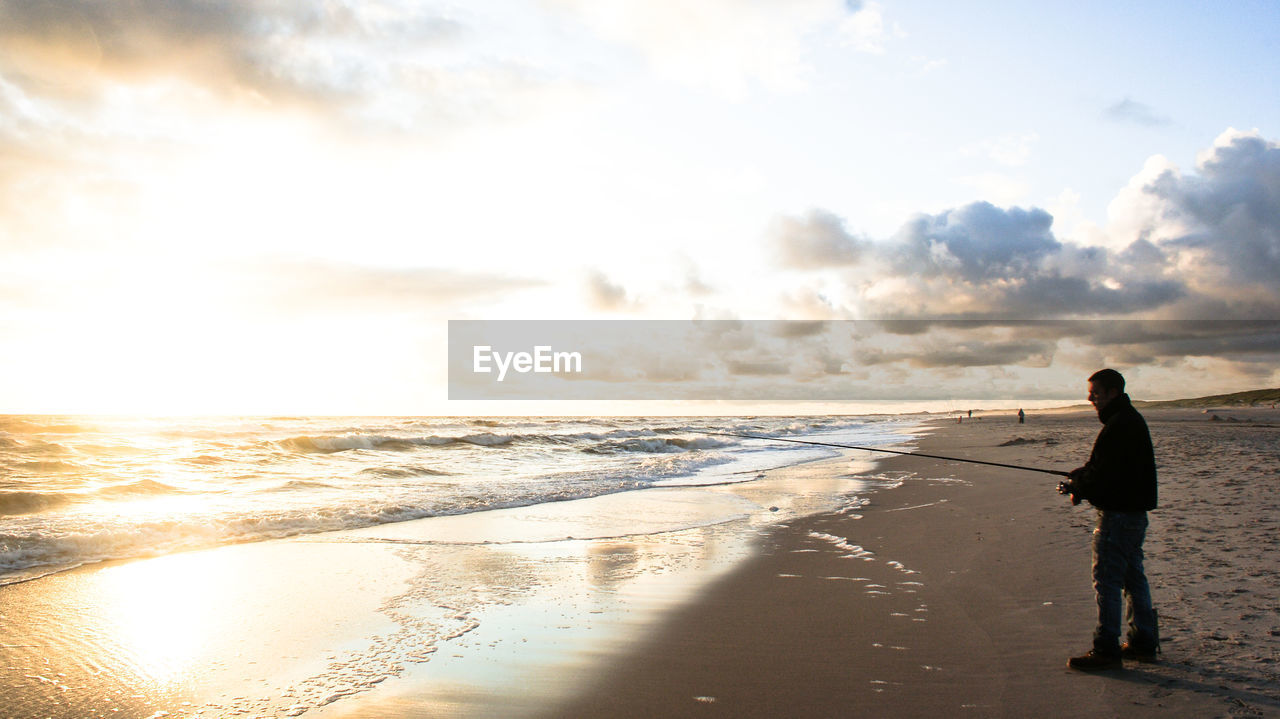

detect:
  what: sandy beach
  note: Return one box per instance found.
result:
[549,406,1280,718]
[3,407,1278,718]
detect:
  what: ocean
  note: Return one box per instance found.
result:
[0,414,917,586]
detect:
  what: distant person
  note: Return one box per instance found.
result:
[1017,408,1025,424]
[1057,368,1159,671]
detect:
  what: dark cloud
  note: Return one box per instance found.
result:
[844,319,1280,380]
[1001,275,1183,316]
[0,0,246,65]
[1104,97,1172,127]
[772,144,1278,321]
[770,209,866,269]
[909,340,1055,369]
[851,334,1056,369]
[894,320,1280,372]
[771,320,829,338]
[1081,319,1280,357]
[890,202,1058,281]
[0,0,462,103]
[1115,238,1168,269]
[848,201,1188,318]
[727,359,791,376]
[818,133,1278,320]
[1150,131,1280,287]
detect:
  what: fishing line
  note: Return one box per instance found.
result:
[699,431,1070,477]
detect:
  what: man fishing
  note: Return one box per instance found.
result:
[1058,368,1159,671]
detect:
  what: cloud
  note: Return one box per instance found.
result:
[1153,129,1280,287]
[585,269,637,312]
[0,1,601,257]
[774,130,1280,324]
[0,253,548,388]
[770,320,831,338]
[1086,129,1280,318]
[847,319,1280,389]
[0,0,586,142]
[231,259,546,315]
[778,287,850,320]
[1000,275,1183,316]
[674,255,714,297]
[770,209,867,269]
[889,202,1059,282]
[851,336,1055,369]
[858,198,1187,317]
[726,358,792,376]
[1104,97,1171,127]
[0,1,461,102]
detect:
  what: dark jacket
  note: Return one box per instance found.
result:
[1070,393,1157,512]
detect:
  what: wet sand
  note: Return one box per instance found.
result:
[547,407,1280,718]
[3,408,1277,718]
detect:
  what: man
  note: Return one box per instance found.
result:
[1058,368,1159,670]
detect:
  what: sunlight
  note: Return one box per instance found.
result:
[94,549,233,685]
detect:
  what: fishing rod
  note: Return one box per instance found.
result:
[700,431,1070,477]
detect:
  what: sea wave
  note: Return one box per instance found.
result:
[0,491,73,516]
[0,437,72,455]
[180,454,233,466]
[0,477,648,584]
[95,479,187,498]
[264,479,341,492]
[0,418,98,434]
[272,423,891,456]
[0,479,187,517]
[246,422,880,457]
[9,460,83,473]
[278,432,520,453]
[357,465,453,479]
[582,436,731,454]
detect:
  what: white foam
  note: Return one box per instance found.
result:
[1,414,922,584]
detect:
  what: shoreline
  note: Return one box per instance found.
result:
[3,409,1277,718]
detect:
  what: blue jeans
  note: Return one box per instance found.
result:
[1091,510,1157,653]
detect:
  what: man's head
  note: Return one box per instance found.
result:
[1087,368,1125,413]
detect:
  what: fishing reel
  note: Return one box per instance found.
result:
[1057,479,1082,505]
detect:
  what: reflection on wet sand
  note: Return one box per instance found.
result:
[2,456,874,718]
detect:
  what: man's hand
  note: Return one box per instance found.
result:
[1058,476,1083,505]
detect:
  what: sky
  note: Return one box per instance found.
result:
[0,0,1277,415]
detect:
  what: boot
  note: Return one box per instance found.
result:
[1068,649,1122,671]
